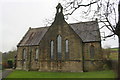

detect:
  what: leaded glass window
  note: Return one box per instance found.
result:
[23,49,26,60]
[50,41,54,59]
[65,40,69,53]
[35,48,39,59]
[90,45,95,59]
[65,40,69,59]
[57,35,62,59]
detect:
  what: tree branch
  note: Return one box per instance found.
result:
[104,34,115,38]
[78,0,99,7]
[65,0,100,15]
[99,20,113,32]
[105,16,115,32]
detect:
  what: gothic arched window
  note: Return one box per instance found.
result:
[23,49,26,60]
[90,45,95,59]
[65,40,69,59]
[35,48,39,59]
[50,41,54,59]
[65,40,69,53]
[57,35,62,59]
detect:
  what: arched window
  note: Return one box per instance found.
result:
[50,41,54,59]
[65,40,69,53]
[23,49,26,60]
[57,35,62,60]
[90,45,95,59]
[65,40,69,59]
[35,48,39,59]
[58,8,61,13]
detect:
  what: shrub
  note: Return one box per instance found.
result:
[0,64,2,70]
[7,60,13,68]
[2,62,8,69]
[103,60,112,70]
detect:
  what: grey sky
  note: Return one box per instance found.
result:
[0,0,118,52]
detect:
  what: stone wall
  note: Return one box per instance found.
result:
[39,60,83,72]
[83,42,103,71]
[37,18,83,72]
[16,46,39,71]
[83,42,102,60]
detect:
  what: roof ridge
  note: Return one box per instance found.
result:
[29,20,97,29]
[69,20,97,25]
[30,27,49,30]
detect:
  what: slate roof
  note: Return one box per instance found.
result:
[70,21,101,42]
[18,27,48,46]
[18,21,101,47]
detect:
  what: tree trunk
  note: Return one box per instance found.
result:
[118,36,120,79]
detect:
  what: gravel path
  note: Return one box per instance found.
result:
[2,69,13,79]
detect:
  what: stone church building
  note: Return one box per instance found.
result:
[16,3,103,72]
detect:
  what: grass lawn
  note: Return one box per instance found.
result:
[7,70,116,78]
[111,48,118,51]
[0,70,2,79]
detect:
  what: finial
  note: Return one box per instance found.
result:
[29,27,31,29]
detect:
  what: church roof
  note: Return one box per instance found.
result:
[18,27,48,46]
[70,21,101,42]
[17,20,101,47]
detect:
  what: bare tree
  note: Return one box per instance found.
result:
[43,18,54,27]
[61,0,120,79]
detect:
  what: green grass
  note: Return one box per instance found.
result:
[110,48,118,51]
[7,70,116,78]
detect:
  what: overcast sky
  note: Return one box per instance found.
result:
[0,0,118,52]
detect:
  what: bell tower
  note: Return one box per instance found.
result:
[54,3,65,24]
[56,3,63,14]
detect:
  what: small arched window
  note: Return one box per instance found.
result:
[65,40,69,53]
[35,48,39,59]
[57,35,62,60]
[23,49,26,60]
[90,45,95,59]
[58,8,61,13]
[50,41,54,59]
[65,40,69,59]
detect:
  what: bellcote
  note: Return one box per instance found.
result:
[54,3,65,24]
[56,3,63,14]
